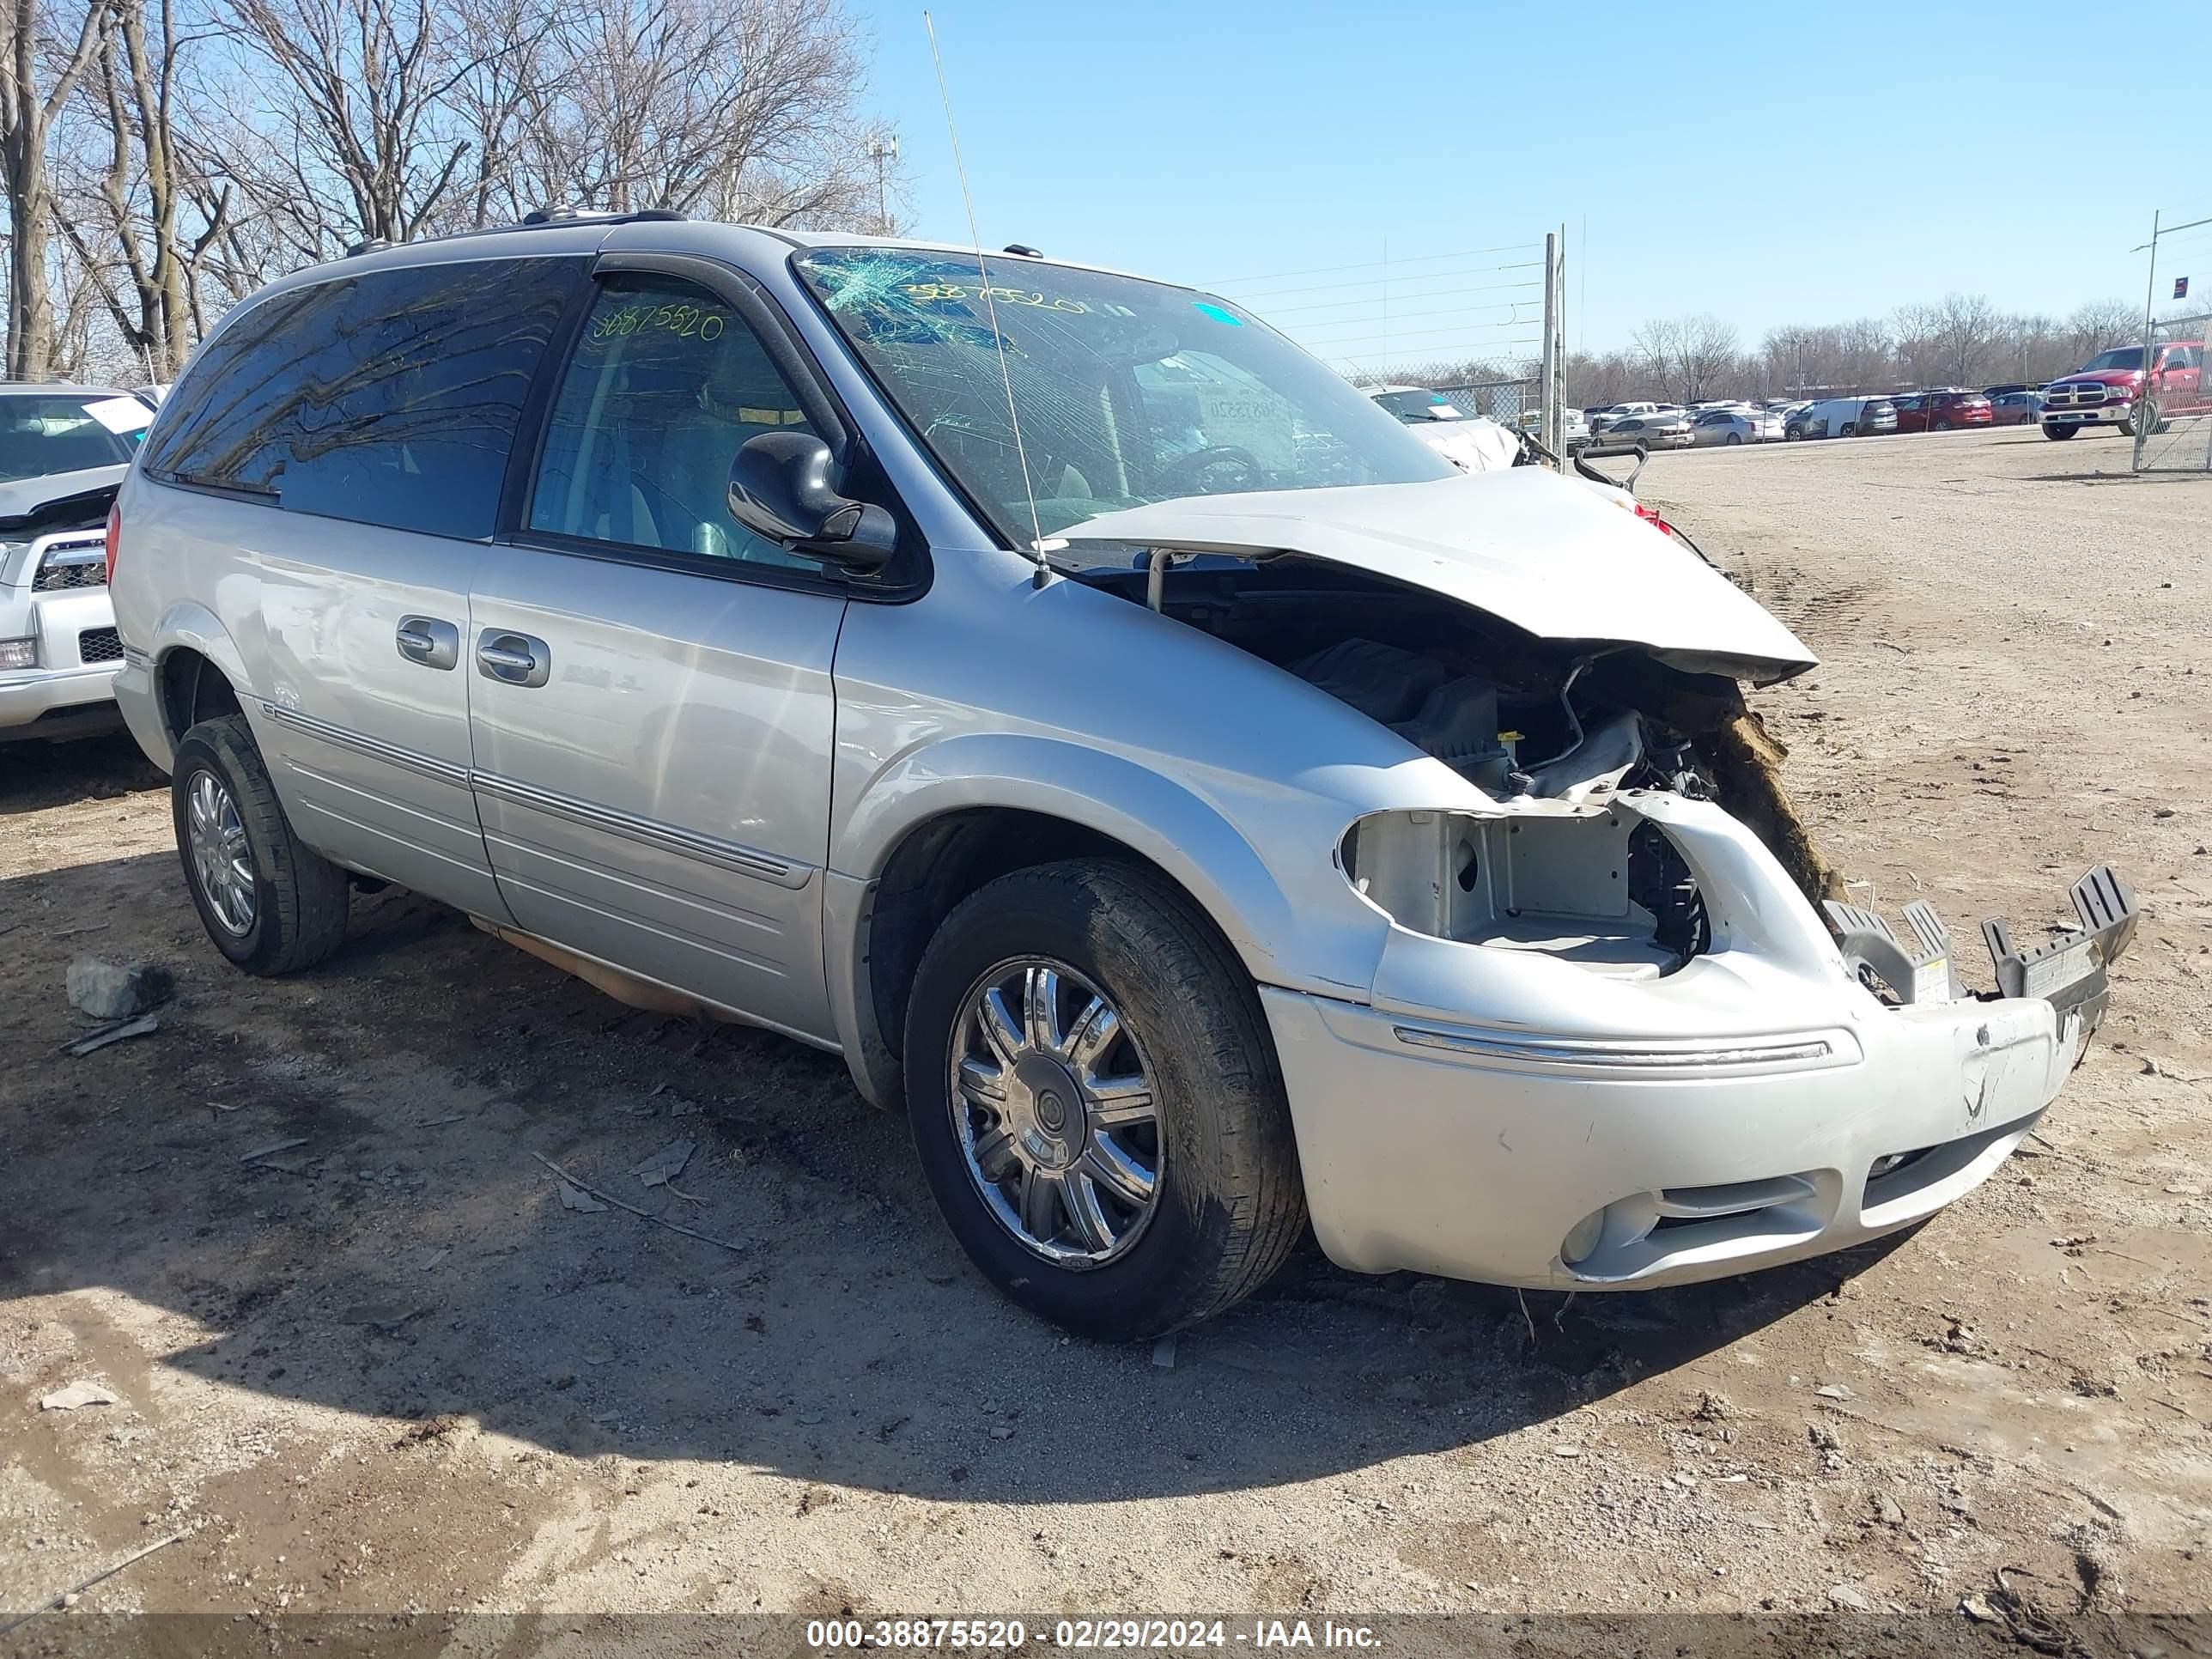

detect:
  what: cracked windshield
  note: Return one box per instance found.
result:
[795,247,1452,544]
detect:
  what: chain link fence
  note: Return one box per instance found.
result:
[1342,362,1540,425]
[2132,310,2212,473]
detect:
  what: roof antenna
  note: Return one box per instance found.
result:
[924,10,1050,588]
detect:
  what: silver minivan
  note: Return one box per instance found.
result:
[109,215,2131,1339]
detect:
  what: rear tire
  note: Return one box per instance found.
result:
[172,714,351,975]
[903,860,1305,1340]
[2043,423,2077,441]
[1726,432,1743,447]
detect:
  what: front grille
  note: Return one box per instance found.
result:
[31,536,106,591]
[2045,384,2107,408]
[34,557,106,591]
[76,627,124,665]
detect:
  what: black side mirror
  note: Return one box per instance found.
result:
[727,431,896,572]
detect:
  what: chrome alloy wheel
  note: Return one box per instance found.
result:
[185,769,256,936]
[949,957,1162,1267]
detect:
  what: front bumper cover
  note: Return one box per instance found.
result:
[1264,853,2136,1291]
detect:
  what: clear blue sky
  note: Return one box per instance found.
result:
[848,0,2212,371]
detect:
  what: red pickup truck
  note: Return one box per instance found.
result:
[2040,340,2206,440]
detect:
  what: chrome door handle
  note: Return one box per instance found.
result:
[476,629,550,688]
[395,616,459,670]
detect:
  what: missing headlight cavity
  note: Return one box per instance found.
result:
[1343,808,1705,980]
[1626,820,1709,958]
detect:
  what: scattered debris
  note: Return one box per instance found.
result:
[66,957,174,1020]
[1985,1567,2074,1655]
[39,1381,119,1411]
[531,1152,749,1253]
[632,1138,696,1188]
[988,1425,1015,1440]
[1151,1336,1177,1370]
[558,1182,608,1213]
[1814,1382,1856,1401]
[1959,1594,1998,1624]
[392,1413,468,1449]
[48,921,111,941]
[669,1097,702,1118]
[1692,1389,1735,1423]
[418,1113,471,1127]
[2141,1056,2211,1083]
[1550,1443,1583,1458]
[59,1014,159,1057]
[204,1100,239,1115]
[1826,1583,1872,1612]
[0,1530,185,1637]
[238,1137,310,1165]
[1872,1492,1905,1527]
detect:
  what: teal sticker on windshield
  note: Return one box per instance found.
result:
[1192,301,1243,327]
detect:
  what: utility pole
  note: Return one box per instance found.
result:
[867,137,898,234]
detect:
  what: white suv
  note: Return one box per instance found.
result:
[0,384,150,741]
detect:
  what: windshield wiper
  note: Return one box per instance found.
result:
[163,469,279,502]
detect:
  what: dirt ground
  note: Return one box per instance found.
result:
[3,422,2208,1646]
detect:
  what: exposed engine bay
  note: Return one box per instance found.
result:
[1073,555,1844,979]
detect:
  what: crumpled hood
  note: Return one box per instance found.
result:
[0,464,127,532]
[1061,467,1818,683]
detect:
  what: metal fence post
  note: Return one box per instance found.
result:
[1540,232,1560,456]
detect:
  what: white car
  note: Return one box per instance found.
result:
[0,384,149,742]
[1364,385,1521,471]
[1515,404,1592,450]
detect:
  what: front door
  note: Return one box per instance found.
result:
[467,269,848,1043]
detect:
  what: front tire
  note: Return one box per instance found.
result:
[2043,422,2077,441]
[172,714,351,974]
[904,860,1304,1340]
[1726,432,1743,447]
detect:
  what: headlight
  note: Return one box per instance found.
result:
[0,636,38,671]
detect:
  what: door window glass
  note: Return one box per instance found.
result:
[143,258,580,538]
[527,279,822,571]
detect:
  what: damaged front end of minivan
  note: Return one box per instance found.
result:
[1057,465,2136,1290]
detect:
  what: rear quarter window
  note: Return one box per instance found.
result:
[145,257,586,539]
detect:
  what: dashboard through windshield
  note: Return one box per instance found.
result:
[793,246,1454,544]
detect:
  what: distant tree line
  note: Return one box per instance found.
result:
[1386,292,2197,407]
[1,0,902,384]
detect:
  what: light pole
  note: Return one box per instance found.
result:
[867,137,898,234]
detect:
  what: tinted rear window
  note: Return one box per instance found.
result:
[145,257,583,539]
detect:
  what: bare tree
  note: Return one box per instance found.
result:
[1630,314,1737,402]
[217,0,483,258]
[509,0,885,227]
[53,0,229,377]
[2,0,107,377]
[2063,297,2142,360]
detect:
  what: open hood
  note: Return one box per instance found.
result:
[0,464,127,534]
[1060,467,1818,684]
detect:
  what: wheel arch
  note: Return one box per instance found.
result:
[827,738,1310,1112]
[150,602,254,761]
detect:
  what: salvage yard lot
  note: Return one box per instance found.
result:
[3,424,2208,1632]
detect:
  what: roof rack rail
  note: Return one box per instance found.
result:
[342,208,688,257]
